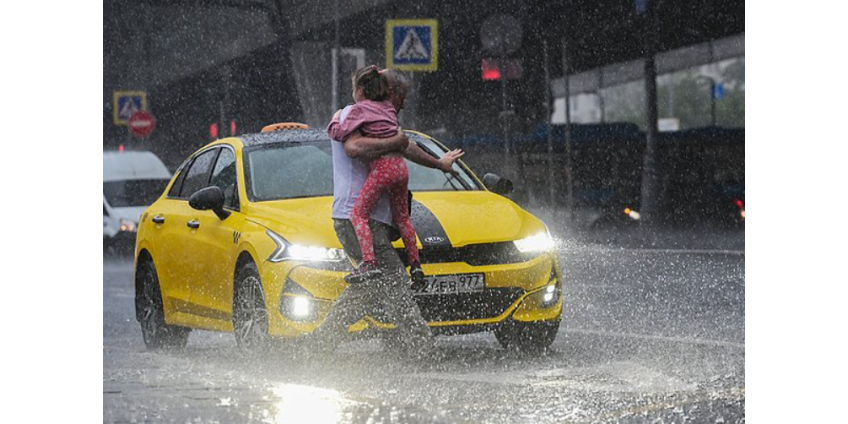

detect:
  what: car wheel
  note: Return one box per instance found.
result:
[494,319,561,353]
[137,259,190,349]
[233,263,270,350]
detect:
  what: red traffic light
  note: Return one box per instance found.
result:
[481,58,523,80]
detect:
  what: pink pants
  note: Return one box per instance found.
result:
[351,155,420,265]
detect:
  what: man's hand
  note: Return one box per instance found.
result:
[332,108,342,122]
[401,142,466,174]
[437,149,465,175]
[393,132,410,152]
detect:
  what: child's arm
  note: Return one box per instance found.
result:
[327,105,371,142]
[326,107,351,141]
[326,109,342,140]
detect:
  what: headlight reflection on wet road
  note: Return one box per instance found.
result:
[271,383,354,424]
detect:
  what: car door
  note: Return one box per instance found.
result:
[152,147,220,314]
[186,146,244,321]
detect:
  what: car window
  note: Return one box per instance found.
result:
[167,162,189,198]
[210,148,238,209]
[103,179,171,207]
[244,139,481,202]
[246,144,334,201]
[406,134,481,191]
[179,148,219,199]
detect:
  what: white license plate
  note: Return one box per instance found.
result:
[412,273,485,295]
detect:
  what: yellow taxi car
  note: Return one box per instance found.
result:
[134,125,563,352]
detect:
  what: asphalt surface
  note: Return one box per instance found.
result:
[103,225,745,423]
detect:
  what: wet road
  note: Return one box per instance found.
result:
[103,236,744,423]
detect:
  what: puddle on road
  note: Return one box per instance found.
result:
[413,361,696,394]
[268,383,359,423]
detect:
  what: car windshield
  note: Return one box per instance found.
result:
[244,135,480,202]
[406,133,480,192]
[103,179,170,207]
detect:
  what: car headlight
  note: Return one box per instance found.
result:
[513,226,555,253]
[267,230,345,263]
[541,281,560,306]
[119,219,136,232]
[541,265,561,307]
[280,296,320,321]
[279,279,320,321]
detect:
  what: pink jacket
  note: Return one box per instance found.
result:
[327,100,398,142]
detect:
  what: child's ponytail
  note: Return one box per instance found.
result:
[353,65,390,102]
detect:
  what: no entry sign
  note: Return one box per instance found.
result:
[128,110,155,138]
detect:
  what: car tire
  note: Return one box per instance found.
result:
[137,259,190,349]
[232,263,270,351]
[494,319,561,353]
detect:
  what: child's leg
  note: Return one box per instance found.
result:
[385,164,420,265]
[350,160,392,264]
[389,184,420,265]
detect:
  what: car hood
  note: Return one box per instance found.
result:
[245,191,546,249]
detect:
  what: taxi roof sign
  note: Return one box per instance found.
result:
[386,19,438,72]
[261,122,310,132]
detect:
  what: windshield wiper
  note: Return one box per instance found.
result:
[413,140,472,190]
[443,172,460,190]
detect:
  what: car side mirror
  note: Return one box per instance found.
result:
[189,186,231,220]
[482,173,514,196]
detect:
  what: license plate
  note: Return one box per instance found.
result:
[412,273,485,295]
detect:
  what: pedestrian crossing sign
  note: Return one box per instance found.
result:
[113,91,147,125]
[386,19,438,72]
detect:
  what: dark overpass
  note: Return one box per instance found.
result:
[103,0,743,166]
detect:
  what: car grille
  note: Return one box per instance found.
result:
[413,287,525,322]
[396,242,535,266]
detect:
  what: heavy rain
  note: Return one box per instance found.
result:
[16,1,837,423]
[101,0,747,422]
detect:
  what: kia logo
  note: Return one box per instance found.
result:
[424,236,445,244]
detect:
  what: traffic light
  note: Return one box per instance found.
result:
[481,58,523,80]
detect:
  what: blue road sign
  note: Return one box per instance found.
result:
[113,91,147,125]
[386,19,438,72]
[713,83,724,100]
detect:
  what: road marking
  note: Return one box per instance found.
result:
[630,248,744,255]
[582,387,745,423]
[565,328,745,349]
[580,247,745,255]
[574,284,623,289]
[604,248,744,255]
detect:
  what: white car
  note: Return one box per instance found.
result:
[103,151,171,243]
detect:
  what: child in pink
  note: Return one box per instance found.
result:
[327,65,424,285]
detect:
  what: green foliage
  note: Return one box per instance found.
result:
[600,58,745,130]
[603,81,647,130]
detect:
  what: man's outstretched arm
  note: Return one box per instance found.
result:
[402,142,465,174]
[344,131,409,159]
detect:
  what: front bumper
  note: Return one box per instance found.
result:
[259,252,563,338]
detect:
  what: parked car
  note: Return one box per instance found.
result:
[655,127,745,226]
[103,151,171,245]
[133,125,563,352]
